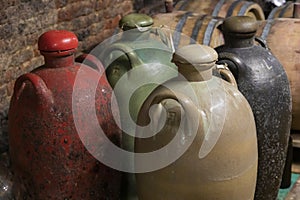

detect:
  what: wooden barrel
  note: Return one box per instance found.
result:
[256,18,300,131]
[174,0,265,20]
[266,2,298,19]
[153,11,224,49]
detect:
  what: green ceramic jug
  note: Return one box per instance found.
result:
[99,13,178,200]
[135,44,258,199]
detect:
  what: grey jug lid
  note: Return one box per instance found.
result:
[172,44,218,70]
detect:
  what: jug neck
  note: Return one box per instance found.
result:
[42,50,75,68]
[177,64,213,82]
[224,34,255,48]
[122,29,151,41]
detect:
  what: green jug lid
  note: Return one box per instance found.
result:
[222,16,258,35]
[119,13,154,31]
[172,44,218,70]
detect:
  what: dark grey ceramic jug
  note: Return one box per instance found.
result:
[215,16,292,200]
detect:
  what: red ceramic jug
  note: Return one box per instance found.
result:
[8,30,122,199]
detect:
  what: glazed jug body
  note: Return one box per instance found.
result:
[216,27,292,200]
[135,44,258,200]
[8,30,122,199]
[135,76,258,200]
[100,14,178,200]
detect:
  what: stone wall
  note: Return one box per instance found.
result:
[0,0,134,153]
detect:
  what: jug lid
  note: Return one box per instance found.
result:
[119,13,153,31]
[172,44,218,70]
[221,16,258,37]
[38,30,78,52]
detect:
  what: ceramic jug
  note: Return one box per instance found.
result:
[8,30,122,199]
[215,16,292,200]
[101,13,177,136]
[135,44,258,200]
[99,13,178,200]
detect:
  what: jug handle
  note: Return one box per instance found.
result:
[75,53,105,74]
[14,73,54,106]
[217,51,247,82]
[104,43,144,69]
[215,64,237,87]
[255,36,269,49]
[137,87,203,139]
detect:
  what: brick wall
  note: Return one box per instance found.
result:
[0,0,135,153]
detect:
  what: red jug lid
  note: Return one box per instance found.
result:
[38,30,78,52]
